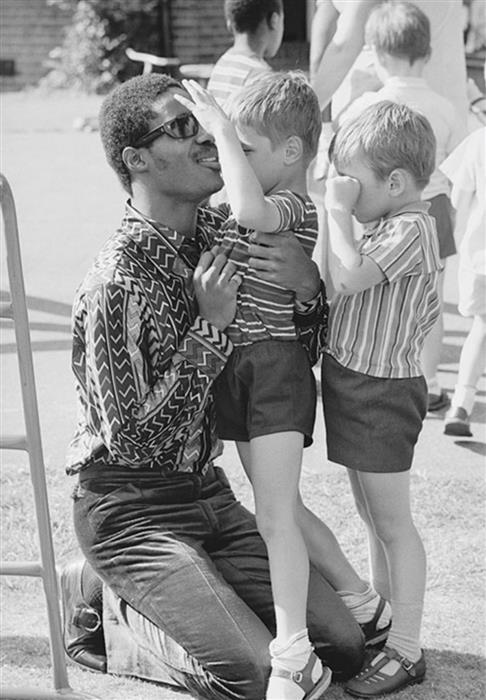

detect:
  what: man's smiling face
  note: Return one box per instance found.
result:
[142,88,224,202]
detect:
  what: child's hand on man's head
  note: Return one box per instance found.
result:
[325,175,361,213]
[175,79,230,138]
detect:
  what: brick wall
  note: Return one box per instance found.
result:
[170,0,230,63]
[0,0,309,91]
[0,0,72,90]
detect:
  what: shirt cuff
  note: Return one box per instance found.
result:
[179,316,233,378]
[294,280,327,328]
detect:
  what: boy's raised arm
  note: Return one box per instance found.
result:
[176,80,281,232]
[325,173,384,294]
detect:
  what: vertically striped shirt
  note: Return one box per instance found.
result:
[326,205,442,378]
[207,50,271,107]
[213,191,319,346]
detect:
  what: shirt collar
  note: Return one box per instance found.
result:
[121,200,214,274]
[364,200,430,236]
[384,76,428,90]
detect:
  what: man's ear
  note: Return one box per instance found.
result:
[284,135,303,165]
[269,11,281,30]
[388,168,407,197]
[122,146,149,176]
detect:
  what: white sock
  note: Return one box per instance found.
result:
[451,384,476,415]
[270,629,313,671]
[338,583,391,627]
[426,377,441,395]
[267,629,323,700]
[385,599,422,663]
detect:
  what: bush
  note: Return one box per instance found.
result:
[41,0,164,94]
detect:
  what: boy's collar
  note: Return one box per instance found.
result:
[384,76,427,88]
[387,200,430,218]
[364,200,430,235]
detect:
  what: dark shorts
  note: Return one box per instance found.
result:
[428,193,456,259]
[214,339,316,446]
[321,353,427,472]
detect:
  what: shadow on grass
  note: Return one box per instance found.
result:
[454,440,486,456]
[1,637,485,699]
[0,289,73,353]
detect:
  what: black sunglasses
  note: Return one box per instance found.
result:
[133,112,200,148]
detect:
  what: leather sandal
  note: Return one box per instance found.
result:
[269,652,332,700]
[359,596,391,648]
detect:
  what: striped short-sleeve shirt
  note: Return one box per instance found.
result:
[214,190,318,346]
[326,205,442,378]
[207,50,271,107]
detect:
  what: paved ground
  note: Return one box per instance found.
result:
[2,91,484,479]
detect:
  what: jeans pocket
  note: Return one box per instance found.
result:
[75,483,142,542]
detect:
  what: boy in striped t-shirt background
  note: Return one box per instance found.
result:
[207,0,282,109]
[322,101,441,697]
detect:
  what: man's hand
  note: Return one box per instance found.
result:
[175,79,230,138]
[248,231,321,302]
[194,247,241,331]
[325,175,360,213]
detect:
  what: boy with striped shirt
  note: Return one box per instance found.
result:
[177,71,333,700]
[322,101,441,697]
[207,0,282,108]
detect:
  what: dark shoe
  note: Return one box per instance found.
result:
[360,596,391,649]
[60,560,107,673]
[345,646,426,697]
[427,390,450,412]
[268,653,332,700]
[444,406,473,437]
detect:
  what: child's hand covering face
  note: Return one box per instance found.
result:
[325,174,361,213]
[175,79,230,138]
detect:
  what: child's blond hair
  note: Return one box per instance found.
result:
[225,70,322,163]
[365,0,431,65]
[330,100,436,189]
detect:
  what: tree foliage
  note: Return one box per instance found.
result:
[42,0,164,93]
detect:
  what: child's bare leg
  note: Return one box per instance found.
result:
[250,432,308,641]
[240,432,330,698]
[347,471,391,601]
[355,470,426,663]
[296,490,391,643]
[297,495,364,591]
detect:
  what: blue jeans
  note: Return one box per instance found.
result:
[73,464,364,700]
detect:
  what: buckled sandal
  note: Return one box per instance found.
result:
[268,652,332,700]
[360,596,391,648]
[345,646,426,698]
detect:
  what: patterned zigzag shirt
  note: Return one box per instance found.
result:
[66,203,327,475]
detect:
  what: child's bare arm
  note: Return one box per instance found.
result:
[176,80,281,232]
[325,174,384,294]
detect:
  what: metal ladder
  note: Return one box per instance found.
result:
[0,174,97,699]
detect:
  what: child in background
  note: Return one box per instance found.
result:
[441,127,486,437]
[323,101,441,697]
[177,72,390,700]
[207,0,283,108]
[337,0,463,413]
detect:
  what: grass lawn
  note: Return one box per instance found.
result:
[1,446,485,699]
